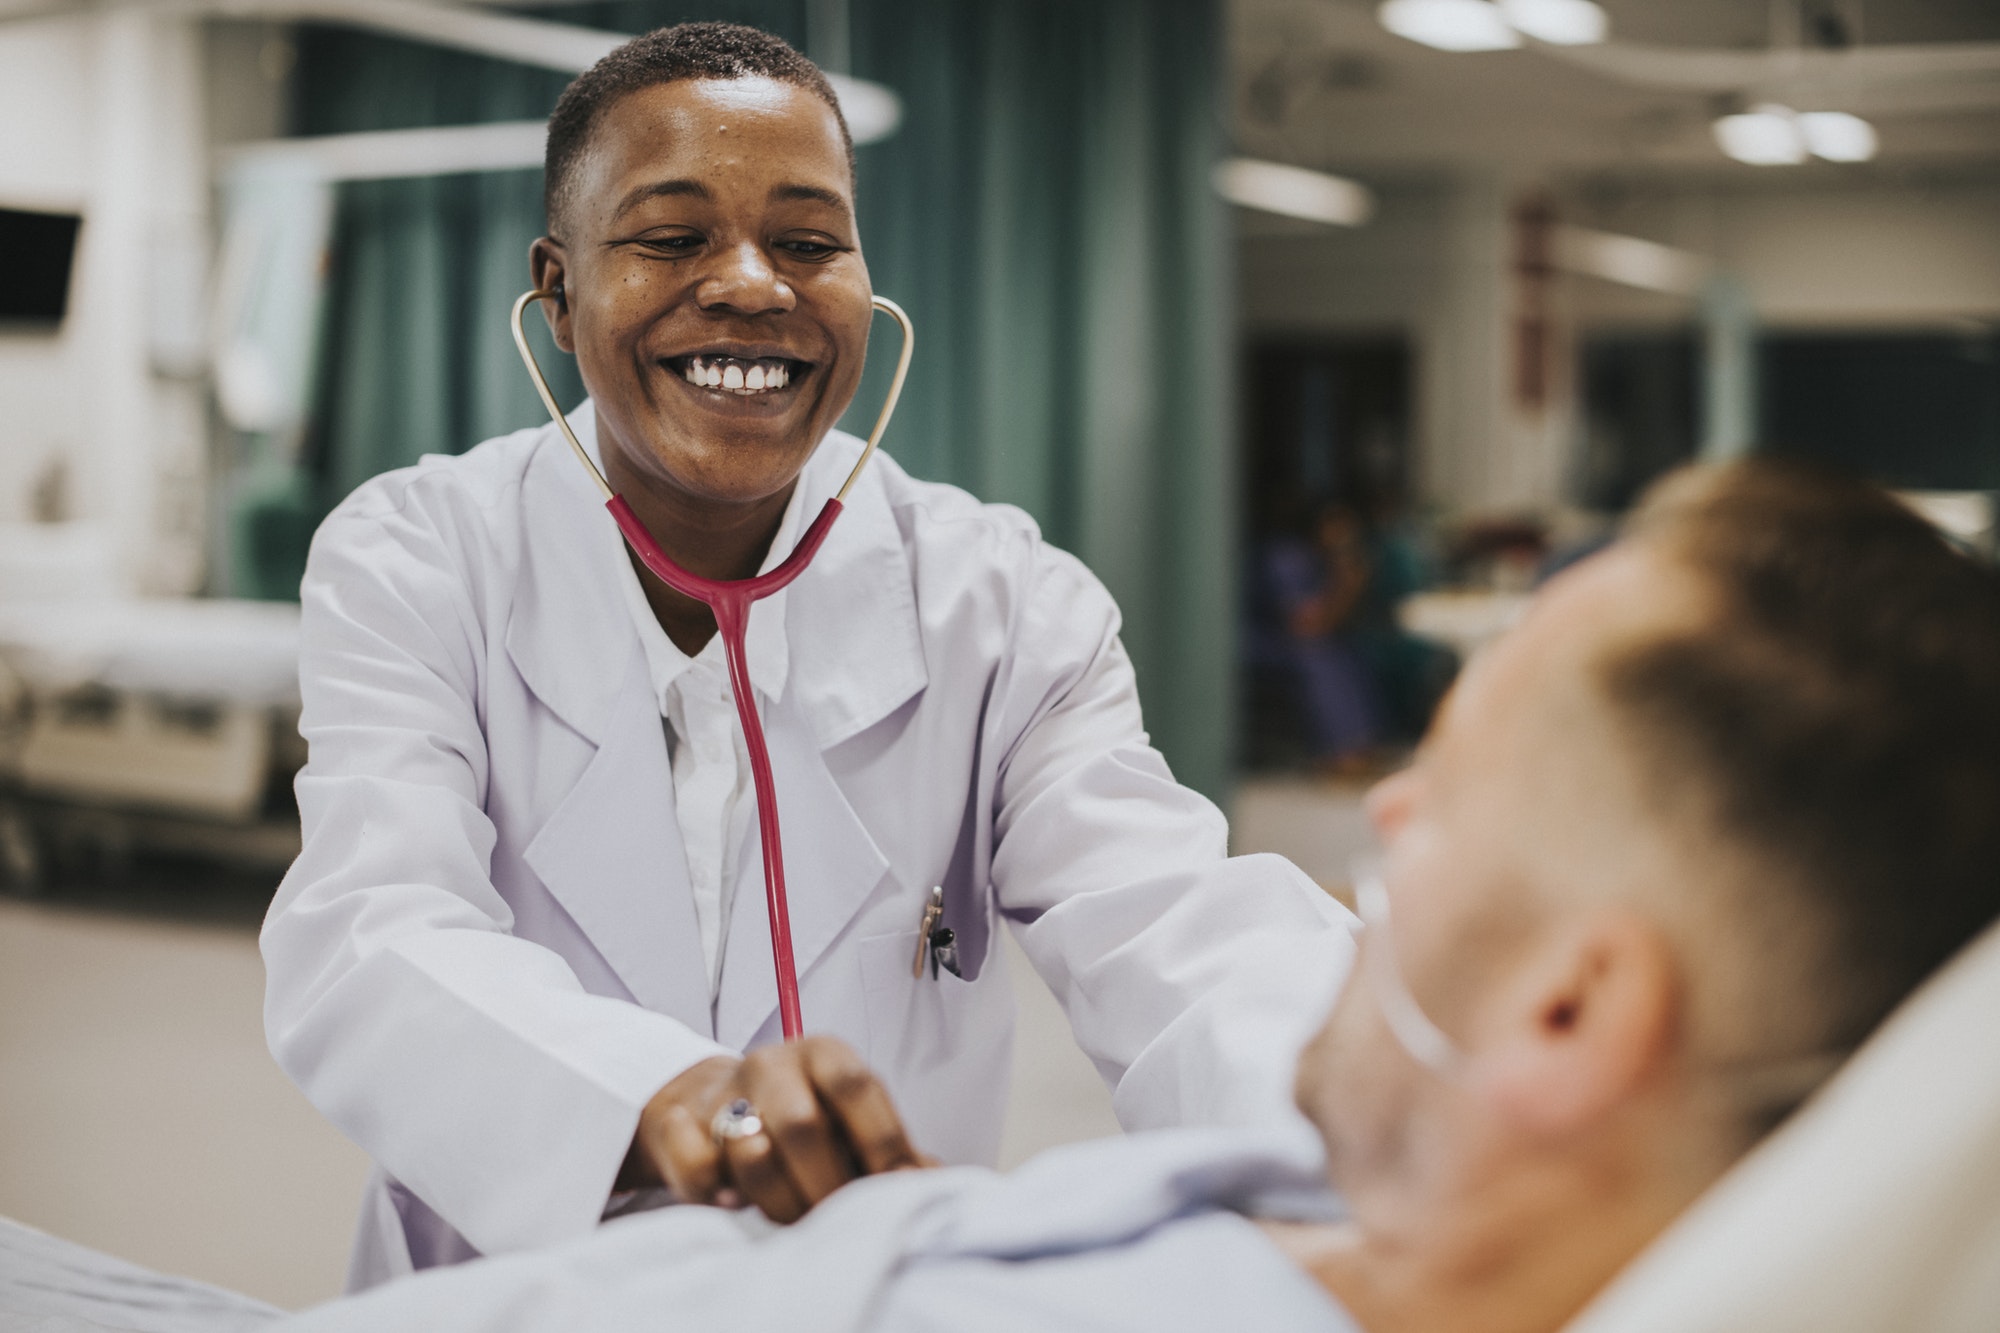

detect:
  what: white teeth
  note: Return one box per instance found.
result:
[680,356,794,394]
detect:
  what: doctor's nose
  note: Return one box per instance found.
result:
[695,241,795,317]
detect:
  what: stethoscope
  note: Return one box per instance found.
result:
[510,288,915,1042]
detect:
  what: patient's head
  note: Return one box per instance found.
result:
[1292,460,2000,1325]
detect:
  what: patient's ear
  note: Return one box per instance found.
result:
[1478,912,1677,1139]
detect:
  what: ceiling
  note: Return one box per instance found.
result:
[1229,0,2000,183]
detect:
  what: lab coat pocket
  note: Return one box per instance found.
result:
[858,925,1013,1165]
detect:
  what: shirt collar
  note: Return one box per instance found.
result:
[584,412,798,714]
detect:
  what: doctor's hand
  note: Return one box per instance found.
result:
[621,1036,930,1223]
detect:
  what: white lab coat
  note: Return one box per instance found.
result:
[261,404,1351,1288]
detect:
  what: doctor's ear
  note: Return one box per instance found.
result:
[527,236,575,353]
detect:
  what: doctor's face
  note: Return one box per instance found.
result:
[533,77,872,508]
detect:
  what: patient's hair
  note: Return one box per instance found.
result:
[1609,461,2000,1059]
[543,22,852,238]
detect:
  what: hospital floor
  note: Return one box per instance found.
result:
[0,777,1369,1311]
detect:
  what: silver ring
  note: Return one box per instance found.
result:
[710,1098,764,1146]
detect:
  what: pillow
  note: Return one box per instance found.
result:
[1566,920,2000,1333]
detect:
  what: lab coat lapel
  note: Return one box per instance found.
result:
[508,406,712,1030]
[714,690,892,1049]
[782,431,929,750]
[522,651,713,1030]
[504,406,630,746]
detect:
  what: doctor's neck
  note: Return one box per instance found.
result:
[601,436,800,657]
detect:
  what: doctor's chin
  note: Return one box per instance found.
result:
[5,5,2000,1333]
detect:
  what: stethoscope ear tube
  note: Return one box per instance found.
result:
[509,289,915,1041]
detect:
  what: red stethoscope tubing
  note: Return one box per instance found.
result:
[510,290,915,1042]
[606,494,835,1041]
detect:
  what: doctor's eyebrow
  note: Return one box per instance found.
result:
[770,182,850,212]
[612,178,710,218]
[610,179,852,221]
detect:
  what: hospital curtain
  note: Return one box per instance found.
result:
[288,0,1236,798]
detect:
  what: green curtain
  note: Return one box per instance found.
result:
[286,0,1235,797]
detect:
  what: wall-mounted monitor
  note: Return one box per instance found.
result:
[0,206,83,328]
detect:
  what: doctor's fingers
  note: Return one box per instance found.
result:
[799,1037,926,1176]
[721,1129,812,1224]
[737,1047,867,1207]
[654,1101,729,1205]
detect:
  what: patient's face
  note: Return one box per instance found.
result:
[1296,545,1704,1219]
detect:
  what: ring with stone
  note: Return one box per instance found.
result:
[710,1098,765,1146]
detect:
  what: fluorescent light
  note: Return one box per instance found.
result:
[1552,226,1710,295]
[1712,104,1878,165]
[1497,0,1608,45]
[1377,0,1521,52]
[826,74,903,146]
[1714,104,1807,165]
[1212,159,1375,227]
[1798,111,1878,162]
[221,121,548,183]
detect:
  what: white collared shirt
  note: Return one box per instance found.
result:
[609,484,804,1000]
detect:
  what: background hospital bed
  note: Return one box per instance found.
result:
[0,523,302,896]
[6,921,1998,1330]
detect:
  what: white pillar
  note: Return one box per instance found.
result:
[1417,171,1573,515]
[1700,274,1758,462]
[73,8,209,595]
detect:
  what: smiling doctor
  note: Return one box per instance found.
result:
[262,22,1350,1290]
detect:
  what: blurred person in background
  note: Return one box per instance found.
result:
[276,459,2000,1332]
[1249,500,1448,775]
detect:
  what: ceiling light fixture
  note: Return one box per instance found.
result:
[1713,104,1809,165]
[1797,110,1878,162]
[1377,0,1521,53]
[1378,0,1609,51]
[1713,103,1878,165]
[1212,158,1376,227]
[1496,0,1608,46]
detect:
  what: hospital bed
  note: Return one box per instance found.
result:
[5,917,1998,1331]
[0,523,303,892]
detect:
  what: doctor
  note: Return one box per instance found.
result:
[263,21,1346,1289]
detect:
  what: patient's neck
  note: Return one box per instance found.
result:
[1263,1148,1719,1333]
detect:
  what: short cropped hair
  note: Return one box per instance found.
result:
[543,22,852,238]
[1608,461,2000,1054]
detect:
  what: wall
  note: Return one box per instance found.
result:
[1240,174,1572,516]
[0,16,95,528]
[0,10,230,594]
[1239,168,2000,515]
[1571,173,2000,329]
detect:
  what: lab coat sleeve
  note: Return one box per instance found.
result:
[988,542,1357,1132]
[262,482,730,1259]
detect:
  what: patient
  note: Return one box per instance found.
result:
[280,460,2000,1332]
